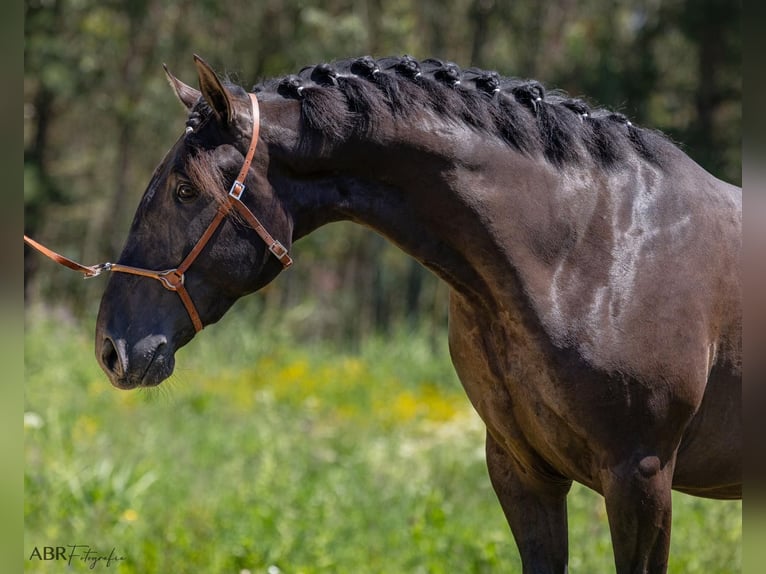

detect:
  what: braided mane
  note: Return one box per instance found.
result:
[250,55,670,169]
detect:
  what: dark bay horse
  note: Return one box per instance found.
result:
[94,55,741,573]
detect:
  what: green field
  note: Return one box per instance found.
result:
[24,309,741,573]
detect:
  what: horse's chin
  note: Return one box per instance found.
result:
[111,375,167,390]
[109,369,173,391]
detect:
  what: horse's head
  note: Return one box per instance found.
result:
[95,56,293,389]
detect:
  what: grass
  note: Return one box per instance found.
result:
[24,307,741,572]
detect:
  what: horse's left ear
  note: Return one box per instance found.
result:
[193,54,236,126]
[163,64,201,110]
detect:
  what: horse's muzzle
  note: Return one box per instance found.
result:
[97,333,174,389]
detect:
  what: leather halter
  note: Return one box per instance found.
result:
[24,92,292,333]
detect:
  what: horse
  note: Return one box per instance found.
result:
[94,55,741,573]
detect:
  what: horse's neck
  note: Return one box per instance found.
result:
[268,114,584,308]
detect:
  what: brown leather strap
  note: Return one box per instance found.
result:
[229,93,261,198]
[105,265,182,290]
[96,263,203,331]
[229,195,293,267]
[227,93,292,268]
[24,235,105,277]
[176,204,230,275]
[174,283,203,331]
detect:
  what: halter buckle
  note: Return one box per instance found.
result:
[268,241,292,267]
[229,180,245,199]
[157,269,185,291]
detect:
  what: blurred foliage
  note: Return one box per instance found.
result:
[24,315,741,572]
[24,0,741,338]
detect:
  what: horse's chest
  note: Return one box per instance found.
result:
[447,294,600,484]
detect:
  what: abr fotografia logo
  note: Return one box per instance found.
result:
[28,545,126,569]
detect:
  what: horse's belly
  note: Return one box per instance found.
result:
[673,363,741,499]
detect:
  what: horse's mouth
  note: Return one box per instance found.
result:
[110,373,166,390]
[111,357,173,390]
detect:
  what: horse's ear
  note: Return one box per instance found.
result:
[163,64,200,110]
[193,54,236,126]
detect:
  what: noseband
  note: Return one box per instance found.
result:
[24,92,292,333]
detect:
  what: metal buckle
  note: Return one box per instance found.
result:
[269,241,292,267]
[84,262,113,278]
[269,241,288,258]
[229,180,245,199]
[157,269,185,291]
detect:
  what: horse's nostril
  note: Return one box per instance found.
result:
[96,333,173,388]
[101,337,124,377]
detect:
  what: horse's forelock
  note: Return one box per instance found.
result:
[186,150,227,206]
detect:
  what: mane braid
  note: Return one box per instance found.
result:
[253,55,671,170]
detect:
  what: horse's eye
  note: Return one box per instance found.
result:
[175,184,199,203]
